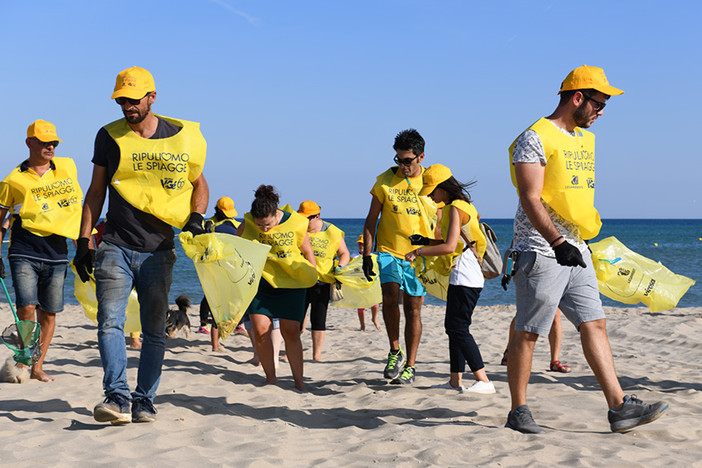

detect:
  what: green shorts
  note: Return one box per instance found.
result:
[247,279,307,323]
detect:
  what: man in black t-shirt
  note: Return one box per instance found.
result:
[74,67,209,425]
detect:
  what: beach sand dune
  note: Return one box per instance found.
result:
[1,303,700,467]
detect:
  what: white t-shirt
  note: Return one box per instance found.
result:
[449,248,485,288]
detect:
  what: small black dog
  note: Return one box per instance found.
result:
[166,295,192,339]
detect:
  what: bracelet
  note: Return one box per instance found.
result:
[417,248,422,256]
[549,235,563,246]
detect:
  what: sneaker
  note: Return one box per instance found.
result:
[93,394,131,425]
[132,398,157,423]
[466,381,496,394]
[197,326,210,335]
[608,394,668,433]
[383,349,406,380]
[391,364,415,385]
[505,405,545,434]
[431,382,465,392]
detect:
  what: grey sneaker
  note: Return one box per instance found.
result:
[608,394,668,433]
[505,405,545,434]
[383,349,406,380]
[93,394,131,425]
[391,365,415,385]
[132,398,157,423]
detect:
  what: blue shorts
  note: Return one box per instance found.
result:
[377,251,426,297]
[9,256,67,314]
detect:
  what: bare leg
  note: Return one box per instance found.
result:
[381,282,401,350]
[507,330,538,411]
[250,315,276,385]
[549,311,562,362]
[473,367,489,383]
[403,293,423,367]
[311,330,325,361]
[357,309,366,331]
[279,319,305,391]
[579,319,625,409]
[246,326,260,366]
[449,372,462,388]
[18,306,55,382]
[502,318,516,364]
[271,327,281,369]
[371,305,381,329]
[211,327,224,352]
[129,332,142,349]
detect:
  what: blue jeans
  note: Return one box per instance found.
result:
[9,256,67,314]
[95,241,176,402]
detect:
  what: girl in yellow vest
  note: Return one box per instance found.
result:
[297,200,350,362]
[237,185,317,391]
[405,165,495,394]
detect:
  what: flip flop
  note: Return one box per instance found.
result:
[550,360,571,373]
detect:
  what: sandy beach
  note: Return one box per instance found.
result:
[1,302,700,467]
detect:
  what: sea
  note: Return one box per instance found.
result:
[2,219,700,310]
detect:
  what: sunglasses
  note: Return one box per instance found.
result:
[394,154,419,166]
[34,139,59,148]
[115,92,150,106]
[582,93,607,112]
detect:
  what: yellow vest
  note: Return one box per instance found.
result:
[509,117,601,239]
[308,222,344,283]
[0,157,83,239]
[105,115,206,229]
[207,216,240,231]
[241,204,318,288]
[443,199,486,258]
[372,167,436,258]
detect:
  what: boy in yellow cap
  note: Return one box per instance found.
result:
[505,65,668,433]
[74,66,210,425]
[0,120,83,382]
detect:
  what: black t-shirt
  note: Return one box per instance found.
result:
[93,117,182,252]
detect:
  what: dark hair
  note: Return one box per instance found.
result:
[393,128,425,156]
[436,176,475,204]
[559,88,596,105]
[251,184,279,219]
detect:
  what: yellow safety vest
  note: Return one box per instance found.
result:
[0,157,83,239]
[106,115,206,229]
[509,117,601,240]
[442,199,486,258]
[207,216,240,231]
[372,167,436,258]
[241,204,318,288]
[308,222,344,283]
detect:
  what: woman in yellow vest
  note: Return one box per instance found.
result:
[297,200,350,362]
[237,185,317,391]
[405,164,495,394]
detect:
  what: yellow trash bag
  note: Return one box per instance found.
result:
[411,253,455,301]
[332,255,382,309]
[71,262,141,332]
[180,231,270,340]
[589,236,696,312]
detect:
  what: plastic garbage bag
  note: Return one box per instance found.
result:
[332,255,382,309]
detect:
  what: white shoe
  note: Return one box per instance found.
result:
[466,381,495,394]
[431,382,465,392]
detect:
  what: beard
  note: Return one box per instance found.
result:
[123,102,151,124]
[573,102,592,128]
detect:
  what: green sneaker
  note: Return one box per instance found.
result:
[391,364,415,385]
[383,349,405,380]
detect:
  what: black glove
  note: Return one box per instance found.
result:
[182,212,205,235]
[362,255,375,282]
[204,219,215,233]
[409,234,431,246]
[73,237,95,283]
[553,240,587,268]
[501,275,510,291]
[0,258,5,279]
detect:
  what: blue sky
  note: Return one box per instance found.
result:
[2,1,700,219]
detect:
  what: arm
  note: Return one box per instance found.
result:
[300,233,316,268]
[405,206,462,261]
[235,219,245,236]
[362,195,382,256]
[336,236,351,268]
[514,162,563,247]
[79,164,108,242]
[190,173,209,215]
[0,207,7,255]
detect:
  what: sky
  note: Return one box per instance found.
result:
[1,0,700,219]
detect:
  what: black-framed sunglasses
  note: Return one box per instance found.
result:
[115,92,151,106]
[394,154,419,166]
[582,93,607,112]
[34,139,59,148]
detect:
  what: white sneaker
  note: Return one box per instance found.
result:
[466,381,495,394]
[431,382,465,392]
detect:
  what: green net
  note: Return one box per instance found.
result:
[2,321,41,365]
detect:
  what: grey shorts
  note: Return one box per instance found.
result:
[513,250,605,335]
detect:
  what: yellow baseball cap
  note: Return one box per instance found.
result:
[419,164,452,196]
[111,66,156,99]
[357,234,364,244]
[216,196,237,218]
[298,200,321,217]
[558,65,623,96]
[27,119,62,142]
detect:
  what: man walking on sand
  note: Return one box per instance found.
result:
[505,65,668,433]
[362,129,435,385]
[74,66,209,424]
[0,119,83,382]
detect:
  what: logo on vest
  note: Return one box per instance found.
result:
[586,178,595,189]
[161,178,186,190]
[571,175,579,185]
